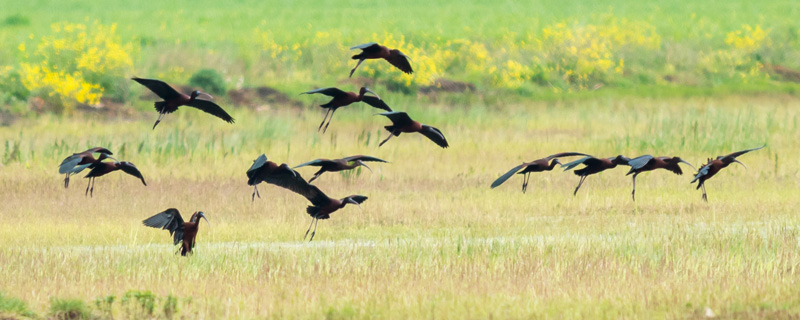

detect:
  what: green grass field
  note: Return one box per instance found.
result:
[1,0,800,319]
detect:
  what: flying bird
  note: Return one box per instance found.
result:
[301,87,391,133]
[246,154,298,202]
[58,147,115,188]
[266,172,367,241]
[83,161,147,197]
[691,145,765,202]
[377,111,448,148]
[294,155,389,183]
[562,155,631,196]
[349,42,413,78]
[626,155,697,201]
[491,152,590,193]
[142,208,209,256]
[132,77,235,129]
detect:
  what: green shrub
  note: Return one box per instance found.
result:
[50,298,91,320]
[2,14,30,27]
[0,292,36,318]
[188,69,227,96]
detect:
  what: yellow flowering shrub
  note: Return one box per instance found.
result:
[701,25,769,81]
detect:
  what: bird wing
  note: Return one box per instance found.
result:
[361,96,392,111]
[246,154,269,185]
[142,208,185,246]
[721,145,766,161]
[58,154,83,174]
[691,163,712,183]
[185,99,235,123]
[85,147,113,155]
[342,155,389,163]
[387,50,413,74]
[350,42,381,52]
[627,155,654,171]
[265,172,330,206]
[419,125,449,148]
[119,162,147,186]
[379,111,414,126]
[491,163,526,189]
[132,78,182,100]
[561,156,597,171]
[300,87,349,98]
[545,152,591,161]
[293,159,330,168]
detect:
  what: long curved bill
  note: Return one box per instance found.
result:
[732,159,747,169]
[197,91,214,100]
[679,160,697,172]
[364,88,381,100]
[360,162,373,174]
[201,215,211,227]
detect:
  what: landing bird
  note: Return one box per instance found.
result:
[349,42,413,78]
[142,208,209,256]
[300,87,391,133]
[132,77,235,129]
[626,155,697,201]
[294,155,389,183]
[246,154,297,202]
[58,147,115,188]
[377,111,448,148]
[562,155,631,196]
[491,152,590,193]
[83,161,146,197]
[691,145,765,202]
[267,172,367,241]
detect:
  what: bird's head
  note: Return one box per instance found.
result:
[612,155,631,165]
[354,160,373,174]
[551,159,563,167]
[196,211,210,226]
[191,90,213,100]
[360,87,381,100]
[343,195,368,209]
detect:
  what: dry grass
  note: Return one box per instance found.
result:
[0,94,799,318]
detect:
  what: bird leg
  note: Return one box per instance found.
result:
[90,177,96,198]
[574,176,587,196]
[322,109,336,133]
[152,113,165,130]
[701,184,708,202]
[308,173,321,184]
[251,185,261,202]
[522,173,530,193]
[64,173,70,188]
[309,219,319,242]
[349,59,365,78]
[631,173,638,202]
[85,178,92,197]
[379,130,397,147]
[303,218,315,240]
[318,108,331,132]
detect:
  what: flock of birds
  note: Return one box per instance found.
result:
[55,42,764,256]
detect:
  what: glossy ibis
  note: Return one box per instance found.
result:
[132,77,235,129]
[626,155,697,201]
[491,152,589,193]
[377,111,448,148]
[691,145,765,202]
[58,147,115,188]
[267,172,367,241]
[562,155,631,196]
[246,154,298,202]
[300,87,391,133]
[349,42,413,78]
[294,155,389,183]
[142,208,209,256]
[84,161,146,197]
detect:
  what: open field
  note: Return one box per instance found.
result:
[2,93,800,318]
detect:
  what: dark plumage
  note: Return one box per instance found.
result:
[562,155,631,196]
[626,155,696,201]
[143,208,209,256]
[132,77,235,129]
[691,145,765,202]
[377,111,448,148]
[294,155,389,183]
[246,154,298,202]
[349,42,413,78]
[58,147,115,188]
[301,87,390,133]
[83,161,146,197]
[491,152,590,193]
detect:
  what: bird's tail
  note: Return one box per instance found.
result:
[574,167,589,176]
[352,53,366,60]
[306,206,321,217]
[154,101,168,113]
[384,126,400,136]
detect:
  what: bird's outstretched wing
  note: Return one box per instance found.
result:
[721,145,766,161]
[186,99,235,124]
[265,172,330,206]
[491,163,526,189]
[59,155,84,174]
[342,155,389,163]
[691,162,713,184]
[627,155,655,174]
[294,159,333,168]
[300,87,349,98]
[84,147,113,155]
[561,156,598,171]
[119,162,147,186]
[142,208,185,245]
[361,96,392,111]
[419,125,449,148]
[387,50,413,74]
[350,42,381,52]
[378,111,414,126]
[545,152,591,161]
[132,78,182,100]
